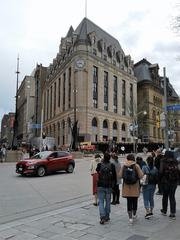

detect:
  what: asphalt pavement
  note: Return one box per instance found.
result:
[0,181,180,239]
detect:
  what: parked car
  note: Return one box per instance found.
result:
[16,151,75,177]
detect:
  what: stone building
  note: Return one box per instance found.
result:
[1,112,15,147]
[43,18,137,147]
[16,76,35,144]
[134,58,179,146]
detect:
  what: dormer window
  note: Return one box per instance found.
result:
[92,36,96,44]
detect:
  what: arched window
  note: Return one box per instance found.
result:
[92,118,97,127]
[122,123,126,131]
[103,120,108,129]
[152,110,156,121]
[113,122,117,130]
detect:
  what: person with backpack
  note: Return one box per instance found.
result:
[96,152,116,224]
[110,153,121,205]
[141,156,158,219]
[119,154,143,224]
[159,150,180,220]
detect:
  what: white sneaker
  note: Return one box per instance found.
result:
[129,218,133,224]
[133,214,137,219]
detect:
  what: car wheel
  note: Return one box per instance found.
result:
[37,166,46,177]
[66,164,74,173]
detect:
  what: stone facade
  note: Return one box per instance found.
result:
[134,58,180,146]
[43,18,137,147]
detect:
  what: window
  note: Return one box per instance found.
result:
[113,76,117,113]
[63,72,66,111]
[58,78,61,107]
[122,123,126,131]
[113,122,117,130]
[92,118,97,127]
[54,82,56,116]
[68,68,71,108]
[103,120,108,128]
[104,71,108,111]
[93,48,97,56]
[93,66,98,108]
[50,86,53,118]
[122,80,126,115]
[47,89,49,119]
[130,83,133,116]
[104,55,107,61]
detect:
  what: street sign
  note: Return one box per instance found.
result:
[30,123,42,129]
[167,105,180,111]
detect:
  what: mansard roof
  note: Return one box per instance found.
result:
[74,17,124,51]
[134,58,152,82]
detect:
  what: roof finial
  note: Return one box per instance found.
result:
[85,0,87,18]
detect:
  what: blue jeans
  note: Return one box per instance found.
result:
[97,187,112,219]
[142,184,156,209]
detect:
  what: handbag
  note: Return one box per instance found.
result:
[140,174,149,186]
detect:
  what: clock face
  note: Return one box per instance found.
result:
[75,59,85,69]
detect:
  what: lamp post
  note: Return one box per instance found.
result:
[131,110,147,153]
[12,55,20,148]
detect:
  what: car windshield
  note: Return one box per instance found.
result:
[31,151,52,159]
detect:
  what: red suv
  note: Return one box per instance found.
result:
[16,151,75,177]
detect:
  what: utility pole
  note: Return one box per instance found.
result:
[12,55,20,148]
[163,67,169,150]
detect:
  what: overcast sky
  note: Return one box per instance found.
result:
[0,0,180,123]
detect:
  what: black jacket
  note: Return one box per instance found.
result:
[96,161,117,188]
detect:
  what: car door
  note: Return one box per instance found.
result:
[56,152,69,171]
[47,152,59,172]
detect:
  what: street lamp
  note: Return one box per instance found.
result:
[130,110,147,153]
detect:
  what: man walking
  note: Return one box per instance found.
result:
[96,152,116,224]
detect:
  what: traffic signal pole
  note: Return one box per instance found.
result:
[163,67,169,150]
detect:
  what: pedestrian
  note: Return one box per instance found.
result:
[141,156,158,219]
[159,150,180,220]
[96,152,116,224]
[136,156,146,170]
[121,145,125,155]
[119,154,143,224]
[1,145,7,162]
[110,153,121,205]
[154,148,164,195]
[90,154,102,206]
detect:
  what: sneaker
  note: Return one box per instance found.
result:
[169,214,176,220]
[133,214,137,219]
[129,218,133,224]
[111,201,116,205]
[145,213,151,219]
[105,216,110,222]
[93,203,98,206]
[156,191,163,195]
[160,209,167,216]
[116,201,120,204]
[100,218,105,224]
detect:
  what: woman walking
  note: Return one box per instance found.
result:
[119,154,143,224]
[142,156,158,219]
[160,151,180,219]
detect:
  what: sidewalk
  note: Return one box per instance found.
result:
[0,187,180,240]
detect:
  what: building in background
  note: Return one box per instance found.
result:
[1,113,15,147]
[16,76,35,145]
[42,17,137,148]
[134,58,179,146]
[32,64,47,138]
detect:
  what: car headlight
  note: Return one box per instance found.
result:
[27,165,35,169]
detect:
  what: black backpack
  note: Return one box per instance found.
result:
[165,163,179,182]
[98,163,113,187]
[123,164,138,184]
[148,167,158,185]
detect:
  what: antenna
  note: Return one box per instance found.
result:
[16,54,20,93]
[85,0,87,18]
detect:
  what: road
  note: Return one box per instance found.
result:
[0,158,93,224]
